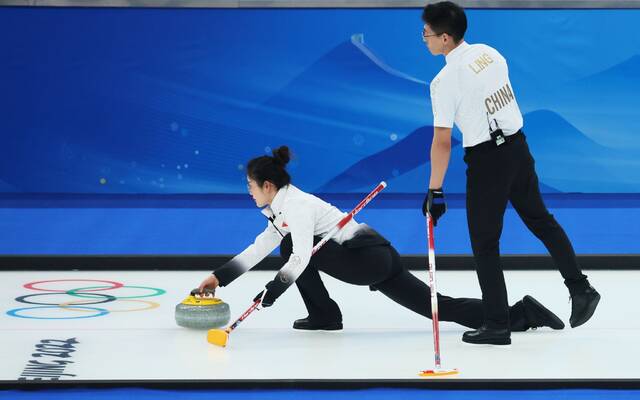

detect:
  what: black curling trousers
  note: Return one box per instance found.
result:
[280,234,529,329]
[464,131,588,329]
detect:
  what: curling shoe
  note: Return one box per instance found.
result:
[462,325,511,345]
[293,317,343,331]
[569,285,600,328]
[523,295,565,330]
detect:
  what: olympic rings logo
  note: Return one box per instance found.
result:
[6,279,166,320]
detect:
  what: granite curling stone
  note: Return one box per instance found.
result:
[175,288,230,329]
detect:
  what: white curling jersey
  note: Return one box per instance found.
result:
[213,184,376,299]
[430,41,524,148]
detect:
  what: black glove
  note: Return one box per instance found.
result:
[422,188,447,226]
[253,280,278,308]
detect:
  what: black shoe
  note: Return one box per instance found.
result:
[570,285,600,328]
[293,317,343,331]
[462,325,511,345]
[523,295,565,330]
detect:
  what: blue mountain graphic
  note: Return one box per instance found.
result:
[535,53,640,152]
[317,120,564,194]
[262,34,430,138]
[317,126,459,192]
[2,34,435,194]
[253,34,434,189]
[524,110,609,154]
[543,53,640,110]
[576,54,640,86]
[317,108,633,194]
[524,110,640,192]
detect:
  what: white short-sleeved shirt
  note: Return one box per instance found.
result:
[430,41,524,148]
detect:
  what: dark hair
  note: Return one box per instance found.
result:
[246,146,292,189]
[422,1,467,44]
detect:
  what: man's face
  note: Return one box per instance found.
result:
[422,24,445,56]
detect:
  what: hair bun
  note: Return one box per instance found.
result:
[272,146,291,166]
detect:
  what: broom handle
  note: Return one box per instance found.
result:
[426,213,442,370]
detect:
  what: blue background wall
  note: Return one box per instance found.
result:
[1,7,639,255]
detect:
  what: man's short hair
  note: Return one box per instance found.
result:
[422,1,467,43]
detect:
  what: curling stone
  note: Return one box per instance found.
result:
[175,288,230,330]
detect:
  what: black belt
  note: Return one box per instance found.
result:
[464,129,524,155]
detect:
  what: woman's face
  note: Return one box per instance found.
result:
[247,177,272,207]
